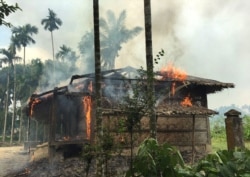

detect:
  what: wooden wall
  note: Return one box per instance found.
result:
[101,114,211,162]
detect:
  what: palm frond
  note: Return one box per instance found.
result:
[117,10,126,30]
[0,47,21,68]
[41,9,62,32]
[106,10,116,29]
[100,18,109,34]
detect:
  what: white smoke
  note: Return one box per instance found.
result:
[0,0,249,108]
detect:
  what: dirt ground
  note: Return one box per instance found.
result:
[0,146,30,177]
[0,144,129,177]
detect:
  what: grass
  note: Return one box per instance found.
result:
[211,137,227,152]
[211,136,250,152]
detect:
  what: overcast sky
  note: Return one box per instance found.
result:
[1,0,250,109]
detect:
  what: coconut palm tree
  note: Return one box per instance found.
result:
[55,45,71,62]
[78,31,95,73]
[41,8,62,62]
[79,10,142,71]
[144,0,156,138]
[0,47,21,142]
[11,24,38,68]
[56,44,78,63]
[100,10,142,70]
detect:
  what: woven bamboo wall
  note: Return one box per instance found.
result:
[101,114,211,162]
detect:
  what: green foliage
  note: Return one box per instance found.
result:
[126,138,250,177]
[210,114,250,150]
[102,130,114,152]
[154,49,165,65]
[193,149,250,177]
[56,45,79,63]
[81,133,115,177]
[0,57,76,142]
[243,115,250,140]
[0,0,21,27]
[81,143,95,177]
[211,123,226,139]
[126,138,185,177]
[121,68,147,130]
[41,8,62,32]
[12,24,38,49]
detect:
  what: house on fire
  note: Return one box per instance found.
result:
[26,66,234,161]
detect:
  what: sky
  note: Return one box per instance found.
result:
[1,0,250,109]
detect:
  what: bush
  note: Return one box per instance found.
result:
[126,138,185,177]
[243,115,250,140]
[126,138,250,177]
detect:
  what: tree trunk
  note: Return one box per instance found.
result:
[144,0,157,138]
[51,31,55,61]
[2,67,10,142]
[10,64,17,144]
[93,0,104,176]
[23,47,26,73]
[51,31,55,83]
[18,107,23,143]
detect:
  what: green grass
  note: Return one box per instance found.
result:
[211,137,227,152]
[211,136,250,152]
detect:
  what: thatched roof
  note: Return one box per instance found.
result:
[26,66,233,119]
[100,105,217,117]
[157,103,218,116]
[178,75,234,94]
[70,66,234,94]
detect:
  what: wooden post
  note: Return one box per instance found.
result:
[191,114,195,164]
[225,109,244,150]
[49,88,57,164]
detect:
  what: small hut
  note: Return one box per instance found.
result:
[26,66,234,161]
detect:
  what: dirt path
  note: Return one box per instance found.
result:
[0,146,30,177]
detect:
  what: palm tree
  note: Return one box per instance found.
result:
[0,47,21,142]
[78,31,95,73]
[144,0,156,139]
[41,9,62,62]
[55,45,71,62]
[0,0,21,28]
[79,10,142,71]
[93,0,103,176]
[11,24,38,68]
[56,44,78,63]
[11,24,37,144]
[100,10,142,70]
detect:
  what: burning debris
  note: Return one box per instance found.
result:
[181,95,192,107]
[83,96,92,140]
[160,63,187,81]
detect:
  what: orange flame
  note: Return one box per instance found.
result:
[181,95,192,107]
[160,63,187,96]
[171,82,176,96]
[30,98,41,117]
[83,96,92,139]
[63,136,70,141]
[160,63,187,81]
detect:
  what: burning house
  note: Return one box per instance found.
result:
[26,65,234,161]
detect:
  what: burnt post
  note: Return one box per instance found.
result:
[48,87,57,164]
[224,109,244,150]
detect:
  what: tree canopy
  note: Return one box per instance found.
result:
[79,10,142,72]
[0,0,21,27]
[41,8,62,32]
